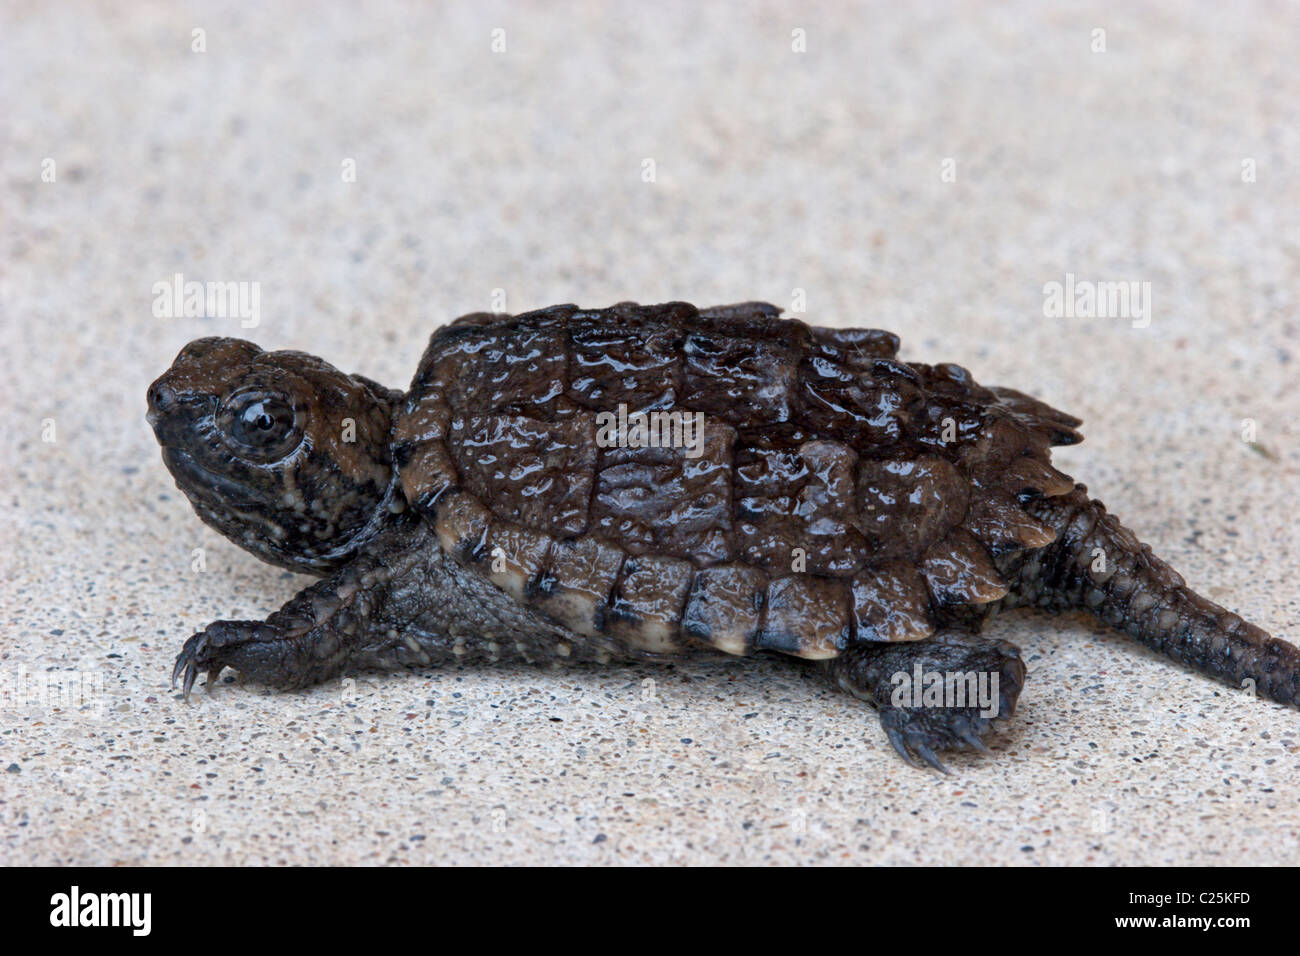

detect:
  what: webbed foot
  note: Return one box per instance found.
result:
[826,632,1026,772]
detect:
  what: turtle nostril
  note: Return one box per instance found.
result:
[148,382,177,415]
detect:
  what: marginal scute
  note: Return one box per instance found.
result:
[397,438,458,514]
[962,495,1058,554]
[391,398,450,447]
[682,564,768,655]
[485,521,553,601]
[434,491,493,563]
[531,536,625,636]
[758,576,851,659]
[989,385,1084,446]
[607,555,695,653]
[1002,455,1076,499]
[920,529,1009,605]
[958,414,1030,484]
[850,563,934,642]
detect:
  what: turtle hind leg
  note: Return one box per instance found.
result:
[823,632,1027,771]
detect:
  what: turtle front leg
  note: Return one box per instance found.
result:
[172,514,603,696]
[175,560,383,698]
[172,515,436,696]
[172,618,324,695]
[822,632,1027,771]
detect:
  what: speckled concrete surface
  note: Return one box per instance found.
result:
[3,0,1298,865]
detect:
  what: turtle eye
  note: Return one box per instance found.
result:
[219,389,303,460]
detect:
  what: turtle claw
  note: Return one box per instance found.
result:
[171,621,278,699]
[172,632,213,700]
[877,704,1004,772]
[912,742,951,775]
[170,653,187,690]
[885,728,922,768]
[867,637,1028,770]
[958,727,992,755]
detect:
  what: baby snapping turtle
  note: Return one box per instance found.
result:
[147,301,1296,769]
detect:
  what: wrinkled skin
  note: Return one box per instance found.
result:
[147,303,1297,771]
[146,337,400,574]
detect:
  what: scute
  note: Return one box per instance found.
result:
[607,555,695,653]
[394,301,1082,661]
[433,491,493,562]
[681,329,800,425]
[569,309,683,411]
[850,562,934,643]
[735,436,867,575]
[856,456,969,562]
[484,520,553,601]
[758,575,852,659]
[920,529,1010,605]
[532,536,624,637]
[682,564,768,655]
[448,412,596,535]
[590,419,736,564]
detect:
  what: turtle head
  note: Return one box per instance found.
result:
[147,337,400,575]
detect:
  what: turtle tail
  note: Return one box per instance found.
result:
[1010,485,1299,706]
